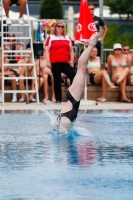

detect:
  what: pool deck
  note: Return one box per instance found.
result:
[0,101,133,110]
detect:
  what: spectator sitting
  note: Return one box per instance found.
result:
[3,0,26,25]
[17,48,35,102]
[129,50,133,84]
[4,33,24,63]
[107,43,132,103]
[87,47,117,102]
[122,45,133,84]
[34,50,56,103]
[0,48,18,102]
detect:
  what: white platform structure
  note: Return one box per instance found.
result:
[1,3,39,105]
[80,76,97,106]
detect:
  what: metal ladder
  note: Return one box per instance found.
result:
[1,3,39,105]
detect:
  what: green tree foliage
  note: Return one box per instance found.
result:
[104,24,133,49]
[40,0,63,19]
[104,0,133,21]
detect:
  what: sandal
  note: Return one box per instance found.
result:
[51,101,56,104]
[42,100,50,105]
[121,99,132,103]
[29,98,37,103]
[19,98,25,103]
[97,98,107,102]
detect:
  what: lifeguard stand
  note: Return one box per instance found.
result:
[1,2,39,105]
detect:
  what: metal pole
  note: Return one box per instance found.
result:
[99,0,103,63]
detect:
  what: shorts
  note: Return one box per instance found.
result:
[10,0,19,6]
[89,72,99,84]
[10,69,19,77]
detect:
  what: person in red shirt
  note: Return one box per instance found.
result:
[45,21,76,103]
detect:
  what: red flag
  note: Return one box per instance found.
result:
[75,0,98,42]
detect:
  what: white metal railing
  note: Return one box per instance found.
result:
[1,3,39,105]
[103,48,113,65]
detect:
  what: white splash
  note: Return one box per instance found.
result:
[45,110,92,137]
[73,126,92,136]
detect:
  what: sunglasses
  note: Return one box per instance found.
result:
[90,8,94,10]
[56,25,64,28]
[123,49,129,51]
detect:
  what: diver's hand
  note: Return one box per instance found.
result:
[68,60,74,67]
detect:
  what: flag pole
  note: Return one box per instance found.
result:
[75,0,98,106]
[80,44,97,106]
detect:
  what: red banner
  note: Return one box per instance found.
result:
[75,0,98,42]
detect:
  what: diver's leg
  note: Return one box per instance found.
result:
[68,33,100,101]
[60,33,100,115]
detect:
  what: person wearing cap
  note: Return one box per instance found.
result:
[45,21,76,104]
[107,43,132,103]
[122,45,133,84]
[89,4,108,57]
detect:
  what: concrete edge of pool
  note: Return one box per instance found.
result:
[0,101,133,110]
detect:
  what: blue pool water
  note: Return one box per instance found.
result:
[0,110,133,200]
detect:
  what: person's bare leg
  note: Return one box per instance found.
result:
[94,70,117,89]
[19,76,25,100]
[67,79,71,88]
[51,76,56,102]
[18,0,26,18]
[29,77,43,100]
[97,78,108,101]
[28,68,35,90]
[0,77,2,102]
[119,78,131,102]
[18,66,25,100]
[42,74,49,102]
[3,0,11,17]
[0,77,2,90]
[102,70,118,89]
[117,68,130,84]
[11,79,16,90]
[120,79,127,100]
[60,33,100,114]
[11,79,17,102]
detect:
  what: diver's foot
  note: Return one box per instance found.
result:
[87,32,100,45]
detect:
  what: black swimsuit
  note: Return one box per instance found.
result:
[57,90,80,123]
